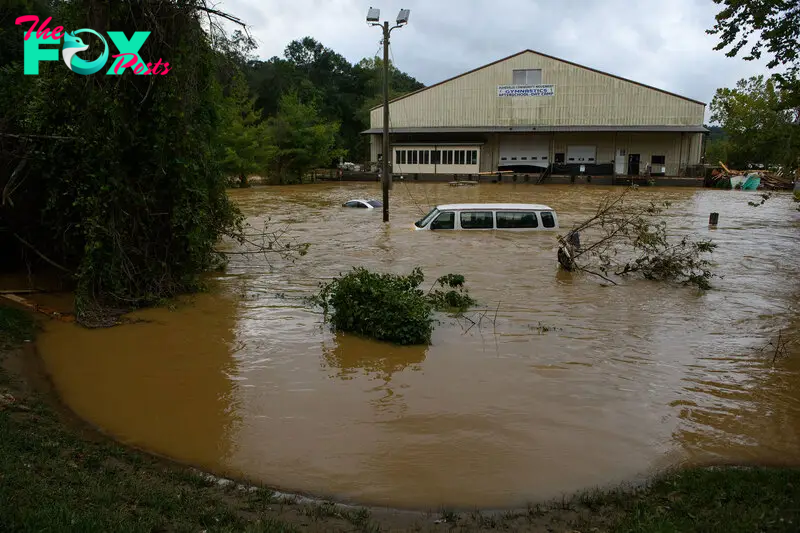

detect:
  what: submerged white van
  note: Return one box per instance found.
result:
[414,203,559,231]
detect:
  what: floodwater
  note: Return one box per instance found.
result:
[38,183,800,509]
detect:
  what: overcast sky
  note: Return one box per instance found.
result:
[217,0,776,120]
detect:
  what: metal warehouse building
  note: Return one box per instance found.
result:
[363,50,708,181]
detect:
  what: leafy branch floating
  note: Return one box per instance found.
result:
[557,187,717,290]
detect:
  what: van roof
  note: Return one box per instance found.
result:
[435,203,554,211]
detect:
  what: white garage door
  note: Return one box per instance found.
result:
[499,136,550,168]
[566,145,597,164]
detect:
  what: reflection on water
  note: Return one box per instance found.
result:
[38,183,800,509]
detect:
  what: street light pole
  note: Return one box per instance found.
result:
[382,20,390,223]
[368,7,410,224]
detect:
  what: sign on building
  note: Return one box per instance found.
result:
[497,84,555,97]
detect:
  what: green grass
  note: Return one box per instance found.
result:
[572,467,800,533]
[0,395,298,532]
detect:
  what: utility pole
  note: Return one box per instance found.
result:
[368,7,410,224]
[382,20,390,223]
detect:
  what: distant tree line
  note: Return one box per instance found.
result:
[220,36,424,185]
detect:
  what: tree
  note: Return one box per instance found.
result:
[1,1,254,323]
[242,39,424,164]
[267,93,344,183]
[218,74,275,187]
[711,75,800,170]
[707,0,800,85]
[557,189,717,290]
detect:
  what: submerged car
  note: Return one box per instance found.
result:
[343,199,383,209]
[414,203,559,231]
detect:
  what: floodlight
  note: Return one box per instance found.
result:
[396,8,410,24]
[367,7,380,22]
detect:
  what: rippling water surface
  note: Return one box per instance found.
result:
[38,183,800,509]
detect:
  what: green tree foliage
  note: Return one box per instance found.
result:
[0,1,250,321]
[266,93,344,183]
[710,76,800,170]
[704,137,733,166]
[245,38,424,162]
[708,0,799,84]
[312,268,476,345]
[218,73,274,187]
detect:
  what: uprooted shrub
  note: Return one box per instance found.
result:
[310,267,476,345]
[557,188,717,290]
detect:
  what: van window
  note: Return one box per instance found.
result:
[540,211,556,228]
[460,211,493,229]
[430,211,455,230]
[415,208,439,228]
[496,211,538,228]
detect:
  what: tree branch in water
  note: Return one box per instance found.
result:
[557,187,717,290]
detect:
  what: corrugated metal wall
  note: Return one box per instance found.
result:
[371,51,705,129]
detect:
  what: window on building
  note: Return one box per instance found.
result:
[445,150,454,165]
[460,211,494,229]
[512,69,542,85]
[458,150,466,164]
[410,150,418,164]
[540,211,556,228]
[400,150,406,164]
[432,150,441,164]
[467,150,478,165]
[651,155,666,165]
[395,151,401,164]
[430,211,455,230]
[496,211,538,228]
[423,150,430,164]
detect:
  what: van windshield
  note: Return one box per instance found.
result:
[415,208,439,228]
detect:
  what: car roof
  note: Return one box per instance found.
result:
[434,203,554,211]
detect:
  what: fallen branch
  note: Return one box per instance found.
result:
[12,232,71,273]
[556,187,716,289]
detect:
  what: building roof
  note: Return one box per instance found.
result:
[362,125,709,135]
[370,49,707,111]
[434,203,554,211]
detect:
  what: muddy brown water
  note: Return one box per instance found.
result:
[37,184,800,510]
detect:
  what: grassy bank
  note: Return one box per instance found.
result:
[1,304,800,532]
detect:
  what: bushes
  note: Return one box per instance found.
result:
[311,267,476,345]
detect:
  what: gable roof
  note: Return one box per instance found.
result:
[370,49,706,110]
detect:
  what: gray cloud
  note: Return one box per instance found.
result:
[217,0,777,119]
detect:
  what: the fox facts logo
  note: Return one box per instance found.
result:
[16,15,171,76]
